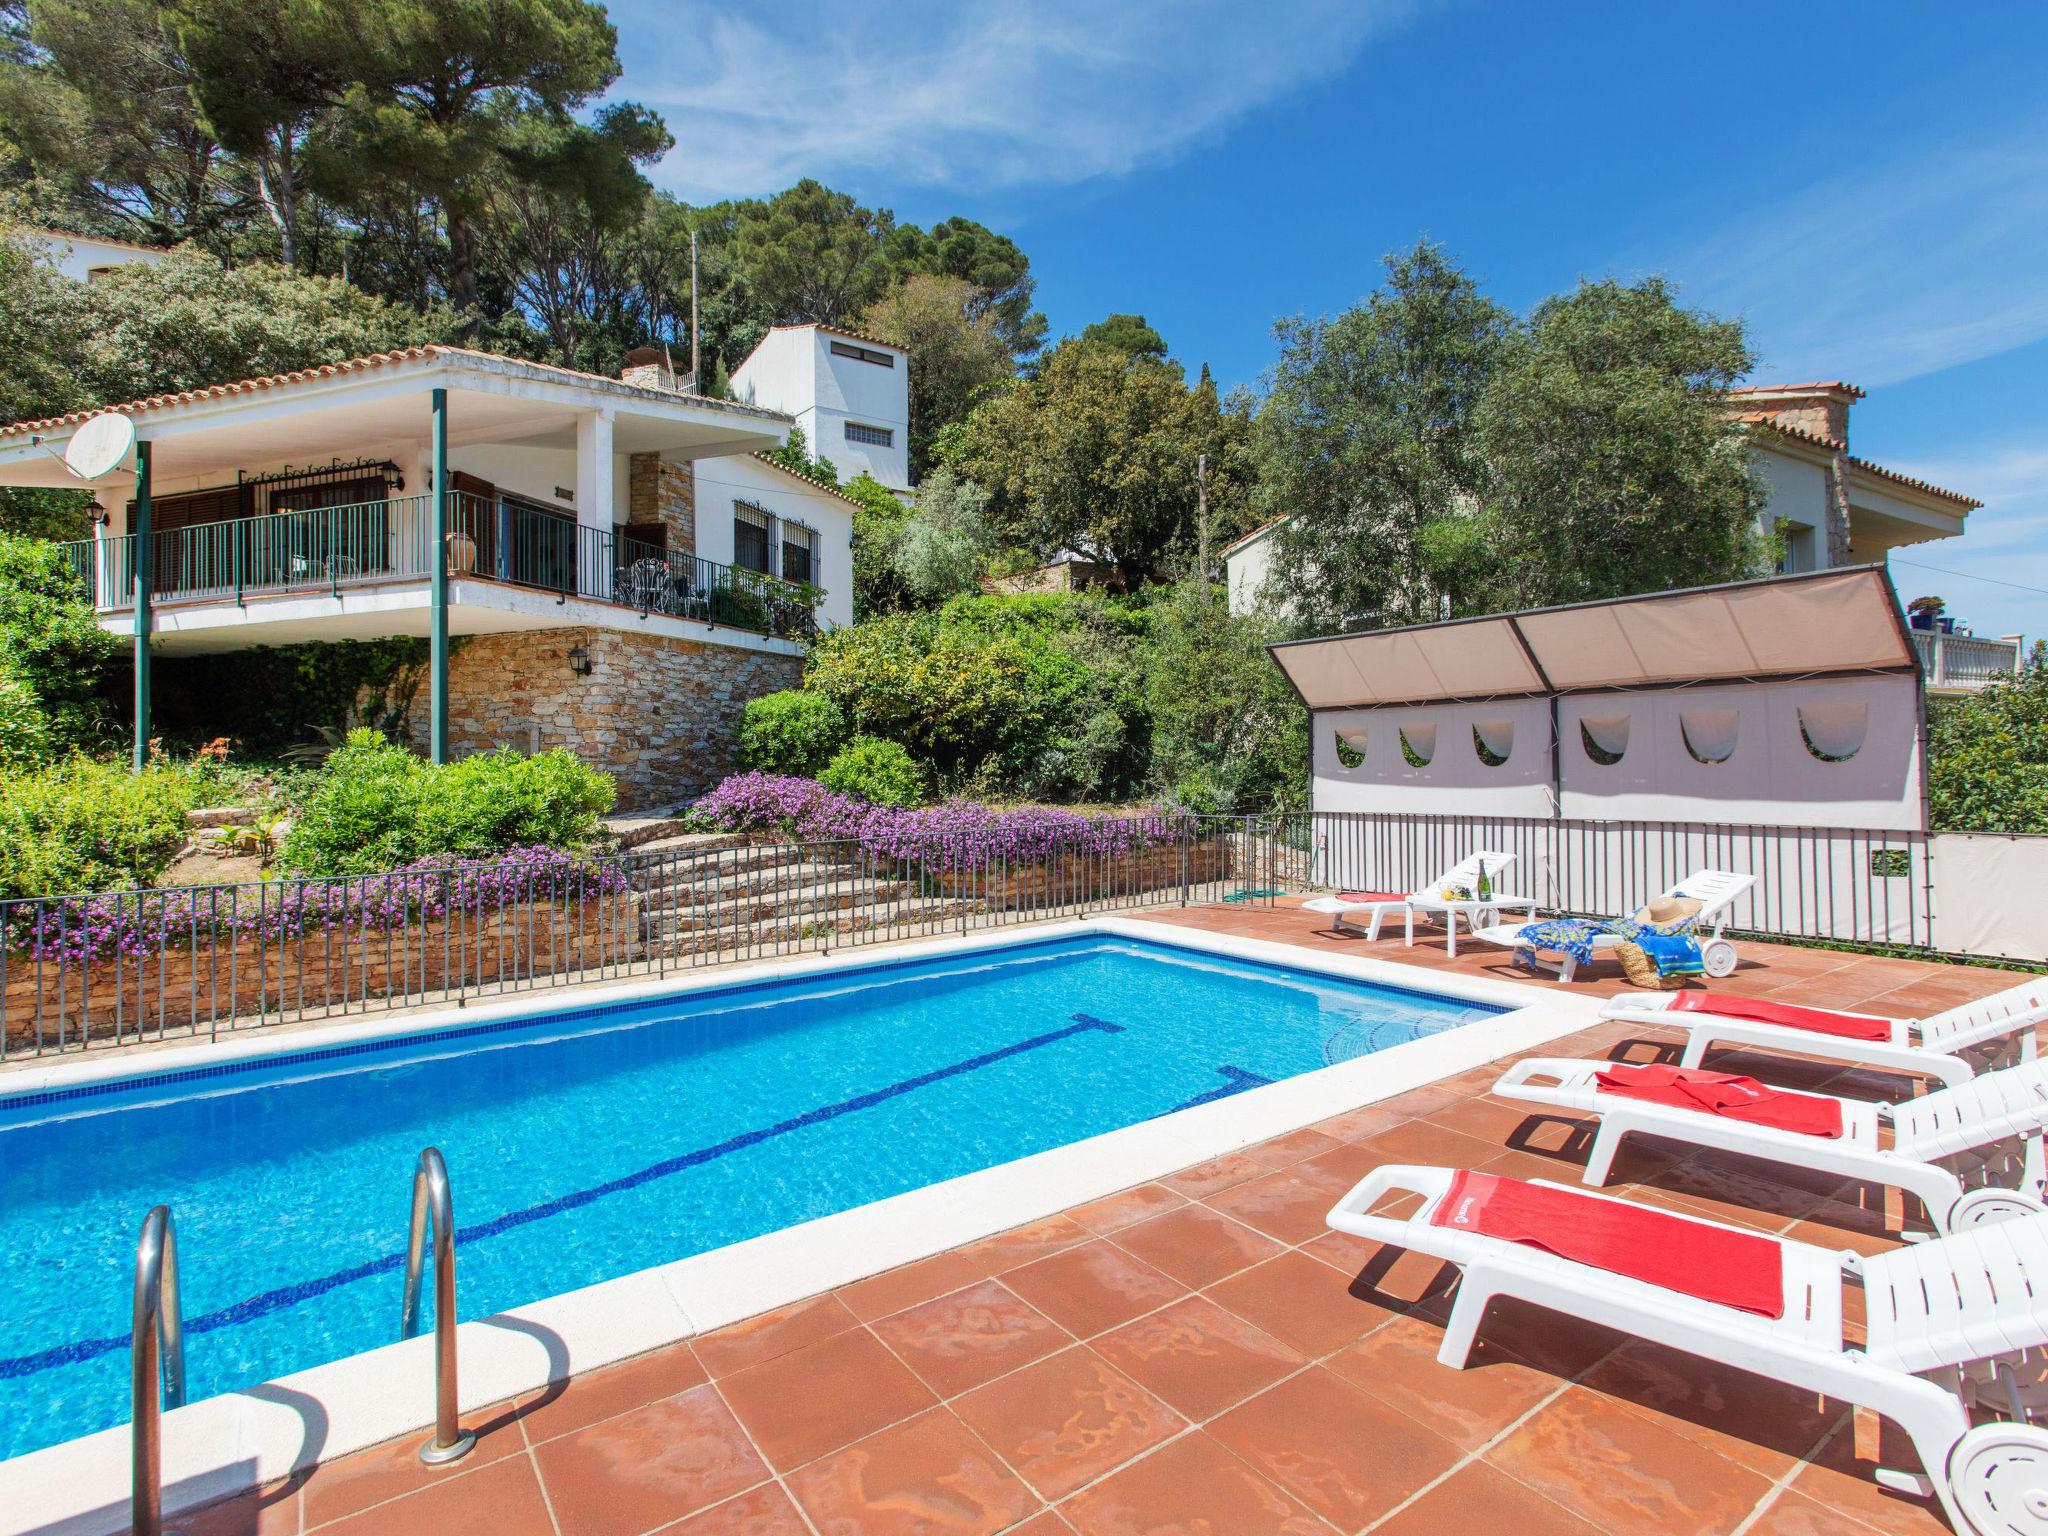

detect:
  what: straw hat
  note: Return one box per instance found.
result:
[1637,894,1702,926]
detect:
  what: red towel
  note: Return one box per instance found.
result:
[1429,1169,1785,1318]
[1593,1063,1844,1138]
[1334,892,1406,904]
[1667,991,1894,1042]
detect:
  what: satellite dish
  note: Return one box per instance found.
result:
[64,413,136,480]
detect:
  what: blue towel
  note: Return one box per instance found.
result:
[1514,916,1703,977]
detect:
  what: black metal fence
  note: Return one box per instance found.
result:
[0,809,1936,1062]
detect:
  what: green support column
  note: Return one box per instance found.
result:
[430,387,450,764]
[131,439,152,770]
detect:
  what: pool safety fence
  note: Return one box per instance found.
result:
[0,809,1964,1060]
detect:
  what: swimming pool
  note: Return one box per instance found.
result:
[0,930,1502,1461]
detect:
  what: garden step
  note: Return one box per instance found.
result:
[633,864,905,910]
[622,841,850,880]
[649,896,983,956]
[598,813,710,849]
[642,877,918,933]
[186,806,261,829]
[615,829,751,856]
[622,851,863,897]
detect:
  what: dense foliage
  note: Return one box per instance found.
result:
[1140,582,1306,813]
[818,736,926,807]
[0,756,200,900]
[1254,242,1766,630]
[155,636,427,755]
[0,529,121,754]
[736,689,846,778]
[1927,669,2048,833]
[279,728,614,874]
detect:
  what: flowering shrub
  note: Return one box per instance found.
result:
[5,845,625,969]
[692,772,1184,867]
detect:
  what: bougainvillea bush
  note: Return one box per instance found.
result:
[692,772,1184,866]
[6,845,626,970]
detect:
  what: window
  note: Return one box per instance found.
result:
[1398,724,1435,766]
[1580,716,1629,766]
[1798,701,1867,762]
[1333,728,1365,769]
[844,421,893,447]
[1473,721,1513,767]
[733,501,773,575]
[830,340,895,368]
[1680,708,1739,765]
[781,522,816,585]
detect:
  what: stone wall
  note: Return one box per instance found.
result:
[627,453,696,555]
[432,626,801,811]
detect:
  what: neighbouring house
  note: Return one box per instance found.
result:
[22,224,170,283]
[0,342,877,809]
[730,323,912,495]
[981,553,1117,596]
[1225,380,2014,689]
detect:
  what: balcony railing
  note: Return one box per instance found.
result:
[53,492,818,640]
[1911,629,2024,689]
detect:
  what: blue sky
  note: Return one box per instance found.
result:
[611,1,2047,642]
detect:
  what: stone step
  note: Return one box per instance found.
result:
[599,813,706,849]
[642,877,918,933]
[618,829,752,856]
[649,896,983,956]
[187,806,262,829]
[620,851,868,899]
[633,864,911,911]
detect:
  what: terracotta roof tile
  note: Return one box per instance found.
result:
[1727,380,1867,399]
[746,451,868,509]
[1743,419,1979,507]
[768,321,905,353]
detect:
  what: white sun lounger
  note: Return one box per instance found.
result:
[1468,868,1755,982]
[1599,978,2048,1088]
[1302,849,1519,939]
[1328,1163,2048,1535]
[1493,1055,2048,1233]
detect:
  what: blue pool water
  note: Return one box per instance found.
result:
[0,933,1500,1460]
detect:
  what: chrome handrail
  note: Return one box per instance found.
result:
[399,1146,475,1465]
[132,1205,186,1536]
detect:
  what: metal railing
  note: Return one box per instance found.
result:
[52,493,819,638]
[400,1147,473,1465]
[0,807,1950,1062]
[131,1205,186,1536]
[1911,629,2026,690]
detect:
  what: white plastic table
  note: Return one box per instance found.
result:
[1401,894,1539,957]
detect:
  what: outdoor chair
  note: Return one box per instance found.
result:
[1468,868,1754,981]
[1301,850,1520,939]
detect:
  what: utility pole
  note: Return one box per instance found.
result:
[1196,452,1210,585]
[689,228,701,391]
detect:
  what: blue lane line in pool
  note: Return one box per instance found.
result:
[0,1012,1124,1382]
[1164,1065,1274,1114]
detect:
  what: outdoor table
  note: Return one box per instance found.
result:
[1401,893,1539,957]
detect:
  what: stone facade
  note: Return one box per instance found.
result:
[428,627,801,810]
[627,452,696,555]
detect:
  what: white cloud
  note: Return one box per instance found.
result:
[1669,123,2048,387]
[609,0,1413,202]
[1881,444,2048,640]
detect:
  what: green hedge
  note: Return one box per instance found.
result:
[0,757,201,901]
[737,690,846,777]
[819,737,927,806]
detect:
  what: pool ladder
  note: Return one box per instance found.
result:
[400,1146,475,1465]
[132,1205,186,1536]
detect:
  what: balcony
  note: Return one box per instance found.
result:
[55,491,819,645]
[1909,628,2025,693]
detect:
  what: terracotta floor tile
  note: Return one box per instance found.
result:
[1112,1204,1286,1289]
[299,1413,525,1529]
[530,1382,772,1536]
[179,1481,302,1536]
[1350,1115,1507,1171]
[315,1453,555,1536]
[1368,1460,1604,1536]
[1204,1249,1401,1358]
[1001,1238,1187,1340]
[1003,1512,1077,1535]
[1420,1090,1545,1147]
[1066,1184,1188,1236]
[1483,1385,1774,1536]
[1203,1164,1353,1248]
[1092,1294,1304,1422]
[961,1215,1094,1276]
[784,1407,1041,1536]
[694,1294,863,1379]
[661,1480,814,1535]
[1160,1151,1269,1200]
[1206,1366,1460,1530]
[871,1279,1073,1397]
[952,1348,1186,1501]
[514,1341,708,1445]
[1789,1425,1951,1536]
[1579,1339,1845,1475]
[1324,1312,1560,1451]
[1452,1295,1630,1382]
[1743,1486,1894,1536]
[1307,1102,1412,1143]
[1061,1429,1327,1536]
[838,1251,990,1323]
[1242,1127,1346,1169]
[717,1326,938,1473]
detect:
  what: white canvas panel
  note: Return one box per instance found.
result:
[1313,699,1555,818]
[1931,835,2048,963]
[1558,674,1923,830]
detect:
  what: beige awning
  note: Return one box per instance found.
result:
[1270,568,1916,710]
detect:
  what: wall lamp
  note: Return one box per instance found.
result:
[567,644,593,678]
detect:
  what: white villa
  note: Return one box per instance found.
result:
[0,324,905,808]
[1226,380,2013,691]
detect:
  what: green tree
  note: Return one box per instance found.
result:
[1078,312,1167,360]
[939,339,1253,587]
[0,529,121,752]
[1142,581,1305,811]
[761,425,838,489]
[893,468,992,603]
[881,215,1045,359]
[1470,275,1764,607]
[841,472,910,617]
[1252,241,1512,632]
[858,272,1013,479]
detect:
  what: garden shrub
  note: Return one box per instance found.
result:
[819,736,927,807]
[737,690,846,777]
[0,531,122,755]
[280,730,615,875]
[0,671,52,772]
[0,757,201,901]
[1927,667,2048,832]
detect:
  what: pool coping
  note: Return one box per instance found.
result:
[0,915,1604,1535]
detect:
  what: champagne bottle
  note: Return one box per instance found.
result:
[1476,859,1491,903]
